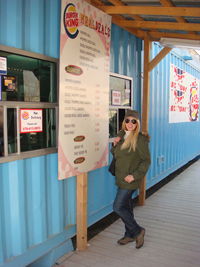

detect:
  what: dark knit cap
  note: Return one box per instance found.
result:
[125,110,140,120]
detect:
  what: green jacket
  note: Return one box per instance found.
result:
[111,131,151,190]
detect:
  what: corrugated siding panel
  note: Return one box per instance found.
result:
[110,24,142,111]
[0,1,142,264]
[0,154,77,266]
[88,24,142,218]
[147,42,200,186]
[0,0,60,58]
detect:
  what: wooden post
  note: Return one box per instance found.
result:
[139,37,151,206]
[76,172,87,251]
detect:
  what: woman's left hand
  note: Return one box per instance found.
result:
[124,175,134,183]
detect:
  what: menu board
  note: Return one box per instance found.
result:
[58,0,111,180]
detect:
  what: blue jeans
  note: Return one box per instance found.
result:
[113,188,142,238]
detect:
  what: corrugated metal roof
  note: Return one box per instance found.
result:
[91,0,200,43]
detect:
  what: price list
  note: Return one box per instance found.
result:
[58,0,111,180]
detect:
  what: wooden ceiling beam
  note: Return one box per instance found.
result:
[120,21,200,32]
[91,0,141,36]
[159,0,196,35]
[138,30,200,41]
[108,0,151,22]
[108,0,159,33]
[111,14,140,37]
[100,6,200,17]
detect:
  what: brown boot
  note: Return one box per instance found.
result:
[117,236,135,245]
[136,228,145,249]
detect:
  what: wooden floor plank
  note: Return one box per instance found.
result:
[88,238,200,267]
[61,160,200,267]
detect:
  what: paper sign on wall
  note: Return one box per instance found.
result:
[169,63,199,123]
[111,90,121,106]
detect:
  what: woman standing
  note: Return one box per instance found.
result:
[111,110,151,249]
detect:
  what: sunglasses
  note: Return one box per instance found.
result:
[125,118,137,124]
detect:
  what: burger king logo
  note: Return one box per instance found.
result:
[22,111,29,120]
[63,3,79,39]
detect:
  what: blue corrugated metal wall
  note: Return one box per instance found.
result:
[0,1,142,266]
[1,1,200,266]
[0,0,61,58]
[147,42,200,188]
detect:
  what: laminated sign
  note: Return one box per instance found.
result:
[58,0,111,180]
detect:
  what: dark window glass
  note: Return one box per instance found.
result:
[109,109,117,138]
[109,109,127,138]
[20,108,56,152]
[0,51,56,102]
[0,107,3,156]
[7,108,17,154]
[109,74,132,138]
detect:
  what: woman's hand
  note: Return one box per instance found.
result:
[124,175,134,183]
[114,136,121,146]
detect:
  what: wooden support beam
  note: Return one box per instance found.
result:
[139,37,151,206]
[149,47,172,72]
[107,0,159,32]
[120,21,200,32]
[159,0,197,35]
[101,6,200,17]
[76,173,87,251]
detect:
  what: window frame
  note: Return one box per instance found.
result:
[109,72,133,143]
[0,45,58,163]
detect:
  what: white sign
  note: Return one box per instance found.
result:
[20,109,43,133]
[58,0,111,180]
[169,64,199,123]
[0,57,7,75]
[112,90,121,106]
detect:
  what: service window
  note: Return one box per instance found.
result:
[109,73,132,139]
[0,46,58,162]
[0,106,3,156]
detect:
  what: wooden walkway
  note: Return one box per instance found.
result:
[58,160,200,267]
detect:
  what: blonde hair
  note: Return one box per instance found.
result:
[121,119,140,151]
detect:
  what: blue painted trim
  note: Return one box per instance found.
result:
[1,225,76,267]
[28,239,74,267]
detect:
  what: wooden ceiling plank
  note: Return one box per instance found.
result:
[120,21,200,32]
[101,6,200,17]
[159,0,196,36]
